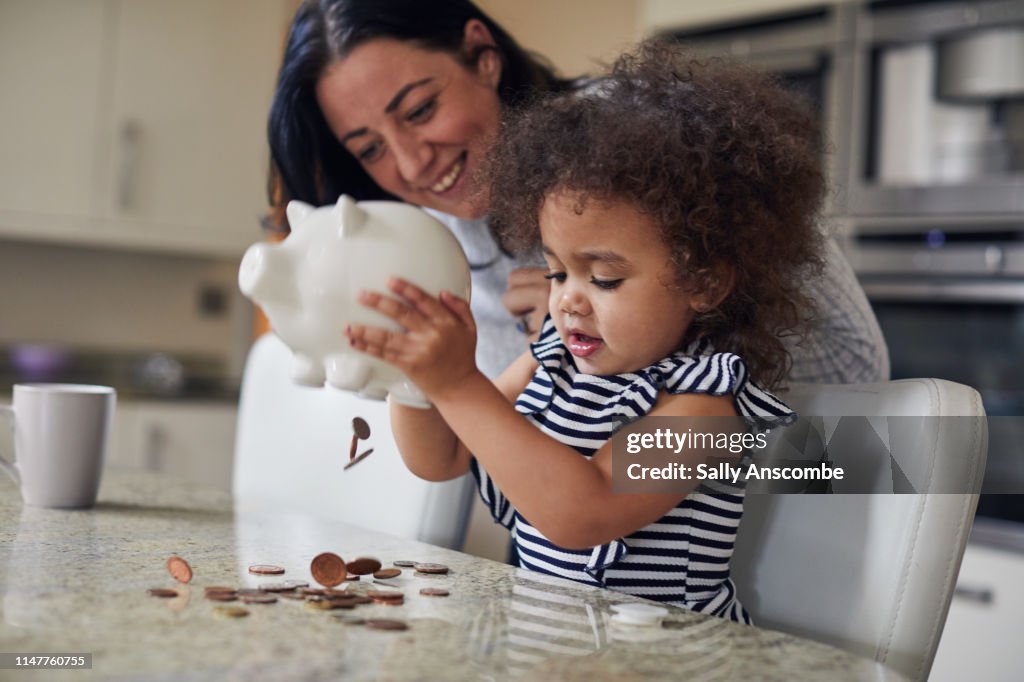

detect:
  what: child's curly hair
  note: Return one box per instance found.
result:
[487,40,827,389]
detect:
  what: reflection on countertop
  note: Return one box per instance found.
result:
[0,343,239,402]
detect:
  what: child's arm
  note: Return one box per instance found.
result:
[347,278,737,549]
[387,349,539,482]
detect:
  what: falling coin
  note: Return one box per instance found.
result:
[343,448,374,470]
[332,615,366,625]
[352,417,371,440]
[299,587,327,596]
[413,563,449,575]
[282,580,309,589]
[311,552,348,587]
[366,590,404,601]
[393,560,416,568]
[213,606,250,619]
[259,583,300,593]
[241,593,278,604]
[147,588,179,598]
[365,619,409,631]
[204,586,236,594]
[419,588,450,597]
[166,555,193,583]
[205,592,238,602]
[373,568,401,580]
[248,564,286,575]
[347,557,382,575]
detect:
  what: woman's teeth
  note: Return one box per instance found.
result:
[431,157,464,193]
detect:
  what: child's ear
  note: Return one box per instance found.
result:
[690,264,735,313]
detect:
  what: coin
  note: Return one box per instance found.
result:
[366,590,404,601]
[279,591,306,600]
[379,598,405,606]
[373,568,401,579]
[350,596,373,605]
[166,555,193,583]
[365,618,408,631]
[204,586,236,594]
[205,592,238,602]
[393,560,416,568]
[282,580,309,589]
[347,557,382,575]
[237,588,265,596]
[419,588,450,597]
[213,606,249,619]
[332,615,366,625]
[147,588,179,598]
[352,417,371,440]
[311,552,348,587]
[241,593,278,604]
[248,564,286,575]
[299,587,327,596]
[259,583,300,592]
[413,563,449,575]
[345,575,361,582]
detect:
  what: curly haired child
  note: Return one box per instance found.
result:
[345,40,826,623]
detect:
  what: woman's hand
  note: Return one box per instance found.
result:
[346,277,480,400]
[501,267,551,339]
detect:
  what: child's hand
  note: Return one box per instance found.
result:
[346,278,479,399]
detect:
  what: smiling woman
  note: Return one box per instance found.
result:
[266,0,575,377]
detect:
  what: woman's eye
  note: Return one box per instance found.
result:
[590,277,623,290]
[406,98,436,123]
[357,141,384,162]
[543,272,566,283]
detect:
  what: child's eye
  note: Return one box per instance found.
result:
[544,272,566,283]
[591,277,623,290]
[406,98,437,123]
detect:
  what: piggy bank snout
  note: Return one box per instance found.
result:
[239,243,283,303]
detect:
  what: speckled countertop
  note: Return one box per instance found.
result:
[0,472,903,681]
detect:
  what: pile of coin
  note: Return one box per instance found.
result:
[147,553,452,631]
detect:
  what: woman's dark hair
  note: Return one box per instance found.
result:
[488,40,827,389]
[266,0,572,224]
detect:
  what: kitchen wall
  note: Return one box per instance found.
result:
[0,239,251,379]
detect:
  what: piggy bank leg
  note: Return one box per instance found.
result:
[291,353,325,386]
[325,354,371,392]
[389,381,431,409]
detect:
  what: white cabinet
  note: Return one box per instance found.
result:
[0,0,291,257]
[107,401,238,492]
[930,542,1024,682]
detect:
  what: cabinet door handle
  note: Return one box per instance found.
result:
[953,584,994,605]
[118,120,141,210]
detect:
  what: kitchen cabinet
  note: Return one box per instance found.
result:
[930,541,1024,681]
[107,401,238,492]
[0,0,291,257]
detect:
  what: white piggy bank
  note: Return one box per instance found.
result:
[238,195,470,408]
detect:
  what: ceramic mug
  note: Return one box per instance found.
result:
[0,383,116,508]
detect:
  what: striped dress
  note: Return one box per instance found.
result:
[469,316,795,624]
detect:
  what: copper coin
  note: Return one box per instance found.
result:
[305,598,352,611]
[352,417,371,440]
[346,557,382,576]
[345,575,361,582]
[365,618,408,631]
[323,588,353,598]
[332,615,366,625]
[419,587,450,597]
[299,587,326,596]
[147,588,178,598]
[213,606,249,619]
[279,591,306,600]
[248,564,286,575]
[204,586,236,594]
[166,555,193,583]
[366,589,403,598]
[241,593,278,604]
[373,568,401,579]
[237,588,265,596]
[393,560,416,568]
[311,552,347,586]
[379,598,405,606]
[412,563,449,575]
[351,596,373,605]
[205,592,238,602]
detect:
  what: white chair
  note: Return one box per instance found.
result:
[731,378,988,681]
[232,333,475,549]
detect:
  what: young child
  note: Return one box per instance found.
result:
[345,40,825,624]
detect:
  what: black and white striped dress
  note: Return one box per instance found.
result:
[470,316,795,624]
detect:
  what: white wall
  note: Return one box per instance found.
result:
[639,0,845,34]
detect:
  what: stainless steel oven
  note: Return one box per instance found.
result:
[847,223,1024,524]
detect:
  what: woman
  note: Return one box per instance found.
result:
[266,0,889,384]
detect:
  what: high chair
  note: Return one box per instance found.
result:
[232,332,475,548]
[731,378,988,682]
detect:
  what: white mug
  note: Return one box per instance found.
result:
[0,383,116,508]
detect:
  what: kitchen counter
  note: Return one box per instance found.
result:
[0,472,903,681]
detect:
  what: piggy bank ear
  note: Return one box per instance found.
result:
[338,195,368,238]
[285,200,314,231]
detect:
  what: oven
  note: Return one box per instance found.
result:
[847,224,1024,528]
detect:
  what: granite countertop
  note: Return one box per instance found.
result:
[0,472,904,681]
